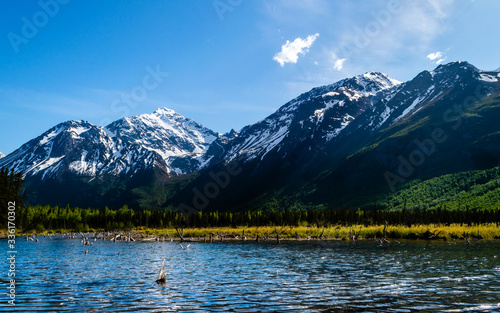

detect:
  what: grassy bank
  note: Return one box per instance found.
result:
[133,224,500,241]
[7,224,500,241]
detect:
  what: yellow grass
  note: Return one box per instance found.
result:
[12,224,500,241]
[133,224,500,240]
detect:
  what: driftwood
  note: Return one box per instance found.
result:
[156,259,166,284]
[274,227,280,244]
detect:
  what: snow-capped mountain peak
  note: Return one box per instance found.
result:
[362,61,494,130]
[0,152,5,159]
[348,72,401,95]
[278,72,401,115]
[199,71,403,167]
[430,61,479,77]
[154,107,177,116]
[103,107,220,174]
[107,107,219,155]
[0,108,220,180]
[322,71,400,95]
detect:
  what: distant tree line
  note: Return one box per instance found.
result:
[15,204,500,232]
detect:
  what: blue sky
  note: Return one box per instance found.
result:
[1,0,499,155]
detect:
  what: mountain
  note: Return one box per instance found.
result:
[1,108,218,180]
[307,61,500,207]
[201,72,401,167]
[0,108,219,208]
[0,152,4,159]
[168,61,500,211]
[2,61,500,211]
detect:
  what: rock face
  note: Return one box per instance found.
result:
[2,61,500,210]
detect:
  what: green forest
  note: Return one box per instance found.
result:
[379,166,500,210]
[2,168,500,233]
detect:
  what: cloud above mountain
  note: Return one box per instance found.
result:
[273,33,319,66]
[427,51,446,64]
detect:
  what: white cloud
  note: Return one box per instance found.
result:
[273,33,319,66]
[427,51,446,64]
[427,51,443,61]
[333,58,347,71]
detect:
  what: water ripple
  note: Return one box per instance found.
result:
[1,239,500,312]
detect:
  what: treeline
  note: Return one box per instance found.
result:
[16,204,500,232]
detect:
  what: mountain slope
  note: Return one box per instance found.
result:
[201,72,401,167]
[168,61,500,211]
[309,62,500,209]
[378,165,500,211]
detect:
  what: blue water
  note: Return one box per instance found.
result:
[1,237,499,312]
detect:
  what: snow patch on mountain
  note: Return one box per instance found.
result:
[227,123,291,162]
[39,126,64,145]
[283,72,401,111]
[326,114,354,140]
[394,96,425,122]
[370,105,392,129]
[322,91,339,97]
[71,125,91,136]
[313,100,342,123]
[36,156,65,173]
[0,152,4,159]
[479,73,498,83]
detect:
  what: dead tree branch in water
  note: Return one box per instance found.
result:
[156,259,166,284]
[174,227,185,241]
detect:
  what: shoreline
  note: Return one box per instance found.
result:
[2,224,500,241]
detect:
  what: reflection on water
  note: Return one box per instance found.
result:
[1,238,499,312]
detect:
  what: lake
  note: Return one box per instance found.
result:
[1,237,499,312]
